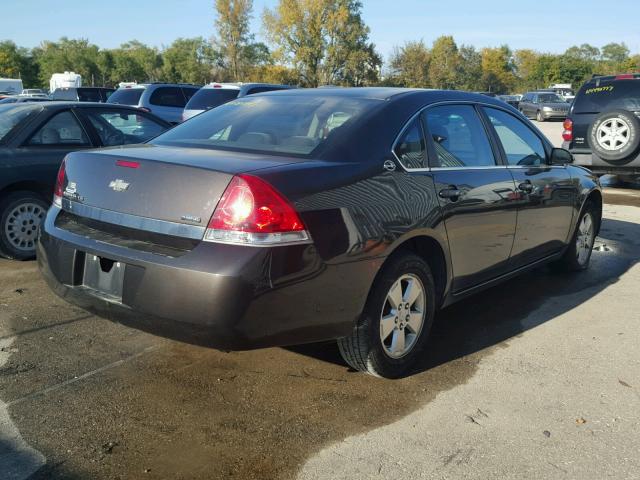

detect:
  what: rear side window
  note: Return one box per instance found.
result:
[108,88,144,106]
[393,118,426,169]
[573,81,640,114]
[28,111,90,146]
[185,89,239,110]
[424,104,496,168]
[150,87,186,107]
[484,107,546,166]
[0,104,39,142]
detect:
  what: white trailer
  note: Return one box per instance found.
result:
[50,72,82,93]
[0,78,24,94]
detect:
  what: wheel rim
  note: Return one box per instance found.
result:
[596,118,630,151]
[576,212,595,266]
[379,273,426,359]
[3,202,45,252]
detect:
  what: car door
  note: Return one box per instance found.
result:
[13,109,95,188]
[482,106,575,267]
[422,104,518,292]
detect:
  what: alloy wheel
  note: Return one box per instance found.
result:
[596,118,630,151]
[576,212,595,266]
[379,274,426,359]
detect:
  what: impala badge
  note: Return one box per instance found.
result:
[109,179,130,192]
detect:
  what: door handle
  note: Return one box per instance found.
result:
[439,186,461,200]
[517,180,534,193]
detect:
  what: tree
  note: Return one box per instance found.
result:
[263,0,380,87]
[455,45,482,91]
[428,36,458,89]
[213,0,254,80]
[514,49,541,91]
[33,38,101,87]
[480,46,515,93]
[601,42,630,64]
[565,43,600,63]
[0,41,39,87]
[162,37,216,84]
[387,40,430,87]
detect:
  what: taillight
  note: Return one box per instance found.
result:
[204,174,309,246]
[562,118,573,142]
[53,158,66,207]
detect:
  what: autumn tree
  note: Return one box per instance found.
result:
[213,0,254,80]
[428,36,458,89]
[455,45,482,91]
[480,46,515,93]
[263,0,380,87]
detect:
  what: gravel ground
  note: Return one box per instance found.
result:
[0,121,639,480]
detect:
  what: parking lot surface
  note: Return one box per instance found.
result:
[1,121,639,480]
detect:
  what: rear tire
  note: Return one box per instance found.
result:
[554,201,598,272]
[0,191,48,260]
[338,253,436,378]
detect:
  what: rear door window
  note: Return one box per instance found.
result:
[484,107,546,166]
[573,81,640,114]
[108,88,145,106]
[150,87,186,107]
[85,109,167,146]
[424,104,496,167]
[27,110,90,146]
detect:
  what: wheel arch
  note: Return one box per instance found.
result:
[0,181,51,203]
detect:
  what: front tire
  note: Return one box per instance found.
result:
[0,191,48,260]
[536,110,545,122]
[338,253,436,378]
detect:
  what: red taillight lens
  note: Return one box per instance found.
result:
[53,158,66,207]
[204,174,309,245]
[562,118,573,142]
[116,160,140,168]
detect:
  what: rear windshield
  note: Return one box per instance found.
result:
[152,95,373,156]
[537,93,565,103]
[0,104,39,142]
[185,88,239,111]
[108,88,145,105]
[573,80,640,114]
[77,88,102,102]
[51,89,77,100]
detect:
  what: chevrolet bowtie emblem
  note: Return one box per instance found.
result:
[109,179,130,192]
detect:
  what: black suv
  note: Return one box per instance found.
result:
[563,74,640,181]
[51,87,116,103]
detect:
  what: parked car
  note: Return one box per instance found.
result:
[22,89,48,97]
[498,94,521,108]
[0,102,170,259]
[108,83,201,124]
[38,88,602,378]
[51,87,115,103]
[0,96,50,104]
[547,84,575,102]
[518,91,570,121]
[182,83,296,121]
[562,73,640,182]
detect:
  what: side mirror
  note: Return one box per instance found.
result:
[550,147,573,165]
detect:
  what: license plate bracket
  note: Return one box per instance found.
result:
[83,254,125,302]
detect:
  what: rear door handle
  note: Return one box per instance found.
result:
[517,180,534,193]
[439,186,461,200]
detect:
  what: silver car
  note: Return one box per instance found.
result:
[518,92,570,121]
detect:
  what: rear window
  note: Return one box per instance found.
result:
[0,104,39,142]
[185,88,239,111]
[573,80,640,114]
[51,89,77,101]
[149,87,185,107]
[108,88,144,106]
[152,95,373,156]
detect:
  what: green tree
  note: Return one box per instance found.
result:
[601,42,630,64]
[0,40,39,87]
[480,46,515,93]
[387,40,430,87]
[565,43,600,63]
[34,37,101,87]
[162,37,216,84]
[455,45,482,91]
[514,49,541,91]
[428,36,458,89]
[263,0,380,86]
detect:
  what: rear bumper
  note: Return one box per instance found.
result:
[565,148,640,175]
[38,207,373,350]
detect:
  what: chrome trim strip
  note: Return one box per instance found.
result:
[60,199,206,240]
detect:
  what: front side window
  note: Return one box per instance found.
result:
[86,109,167,146]
[393,118,426,169]
[424,105,496,168]
[152,95,374,156]
[28,111,89,146]
[150,87,185,107]
[484,107,546,166]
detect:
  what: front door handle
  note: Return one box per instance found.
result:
[517,180,534,193]
[439,186,461,200]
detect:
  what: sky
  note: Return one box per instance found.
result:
[3,0,640,61]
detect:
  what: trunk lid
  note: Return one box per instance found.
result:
[62,144,302,232]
